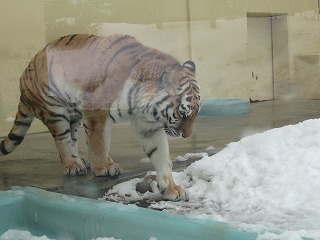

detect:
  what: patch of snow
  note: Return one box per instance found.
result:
[0,230,54,240]
[103,119,320,240]
[175,152,208,162]
[204,146,216,151]
[139,158,151,163]
[175,156,187,161]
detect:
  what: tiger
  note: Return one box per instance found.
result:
[0,34,200,200]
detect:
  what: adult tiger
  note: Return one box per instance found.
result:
[0,34,200,200]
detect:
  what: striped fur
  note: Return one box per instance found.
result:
[0,34,200,200]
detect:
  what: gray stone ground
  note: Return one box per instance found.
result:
[1,100,320,199]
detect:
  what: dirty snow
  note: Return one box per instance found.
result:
[103,119,320,240]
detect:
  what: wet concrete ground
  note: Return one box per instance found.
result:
[1,100,320,198]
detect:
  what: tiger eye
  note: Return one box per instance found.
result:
[186,96,193,102]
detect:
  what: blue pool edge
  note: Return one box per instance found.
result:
[0,187,257,240]
[199,98,250,116]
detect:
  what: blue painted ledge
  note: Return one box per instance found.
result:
[0,187,257,240]
[199,98,250,116]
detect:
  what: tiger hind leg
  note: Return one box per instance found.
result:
[83,111,122,177]
[44,113,87,176]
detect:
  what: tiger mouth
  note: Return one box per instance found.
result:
[164,127,181,138]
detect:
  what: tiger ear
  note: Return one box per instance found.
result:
[183,60,196,74]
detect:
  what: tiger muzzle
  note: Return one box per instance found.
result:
[181,129,192,138]
[180,118,194,138]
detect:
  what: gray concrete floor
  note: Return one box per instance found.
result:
[1,100,320,198]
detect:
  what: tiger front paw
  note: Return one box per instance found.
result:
[155,175,186,201]
[81,158,91,169]
[63,159,87,176]
[163,184,186,201]
[92,162,123,177]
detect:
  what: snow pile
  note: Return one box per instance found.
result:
[103,119,320,240]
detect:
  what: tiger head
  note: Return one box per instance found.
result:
[154,60,200,138]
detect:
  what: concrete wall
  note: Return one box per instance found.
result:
[0,0,319,135]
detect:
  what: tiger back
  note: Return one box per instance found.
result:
[0,34,200,200]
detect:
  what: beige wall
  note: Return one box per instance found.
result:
[189,0,320,100]
[0,0,46,135]
[289,15,320,99]
[0,0,45,108]
[0,0,319,135]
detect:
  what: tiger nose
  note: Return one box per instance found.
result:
[182,129,192,138]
